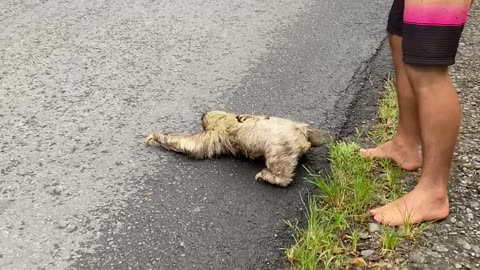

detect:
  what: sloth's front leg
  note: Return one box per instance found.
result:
[255,169,293,187]
[145,131,224,159]
[145,132,188,153]
[255,149,298,187]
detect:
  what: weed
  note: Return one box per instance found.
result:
[369,74,398,144]
[381,226,400,255]
[401,217,432,242]
[350,229,360,252]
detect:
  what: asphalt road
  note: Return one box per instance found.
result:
[0,0,390,269]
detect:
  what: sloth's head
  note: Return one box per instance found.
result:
[201,111,238,131]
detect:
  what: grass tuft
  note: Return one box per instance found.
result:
[350,229,360,252]
[381,226,400,255]
[368,74,398,144]
[401,216,431,242]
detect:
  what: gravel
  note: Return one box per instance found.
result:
[368,222,381,233]
[361,249,375,258]
[359,232,370,240]
[404,2,480,269]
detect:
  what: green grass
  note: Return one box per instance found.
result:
[400,217,431,242]
[369,74,398,144]
[350,229,360,252]
[381,226,400,255]
[286,75,429,269]
[286,142,383,269]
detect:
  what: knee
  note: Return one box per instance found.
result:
[405,64,450,94]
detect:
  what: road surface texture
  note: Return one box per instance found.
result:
[0,0,390,269]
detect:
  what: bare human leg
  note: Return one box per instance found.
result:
[359,34,421,171]
[371,65,460,226]
[368,0,471,226]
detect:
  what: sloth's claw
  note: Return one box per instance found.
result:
[145,134,154,146]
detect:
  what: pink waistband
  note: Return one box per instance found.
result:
[404,3,471,26]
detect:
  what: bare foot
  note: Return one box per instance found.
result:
[370,183,449,226]
[359,139,421,171]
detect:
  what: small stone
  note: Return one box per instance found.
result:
[410,253,425,264]
[456,221,465,228]
[455,263,462,269]
[435,244,449,253]
[359,232,370,239]
[361,249,375,258]
[451,217,457,223]
[66,225,78,233]
[368,223,380,233]
[463,242,472,250]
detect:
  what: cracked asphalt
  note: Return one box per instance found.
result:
[0,0,390,269]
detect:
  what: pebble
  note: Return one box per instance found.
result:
[428,251,442,258]
[456,221,465,228]
[455,263,462,269]
[463,242,472,250]
[361,249,375,258]
[424,231,433,237]
[410,253,425,264]
[368,223,380,233]
[435,244,449,253]
[359,232,370,240]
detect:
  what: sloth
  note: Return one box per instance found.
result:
[145,111,325,187]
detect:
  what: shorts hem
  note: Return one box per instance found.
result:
[387,27,403,37]
[403,56,456,66]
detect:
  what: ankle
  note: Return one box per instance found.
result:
[415,181,448,201]
[392,134,419,150]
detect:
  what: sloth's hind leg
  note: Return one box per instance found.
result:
[255,148,299,187]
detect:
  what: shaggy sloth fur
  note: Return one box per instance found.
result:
[145,111,325,187]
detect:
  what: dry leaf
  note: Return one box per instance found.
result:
[352,257,367,267]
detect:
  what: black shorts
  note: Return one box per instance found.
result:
[387,0,471,66]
